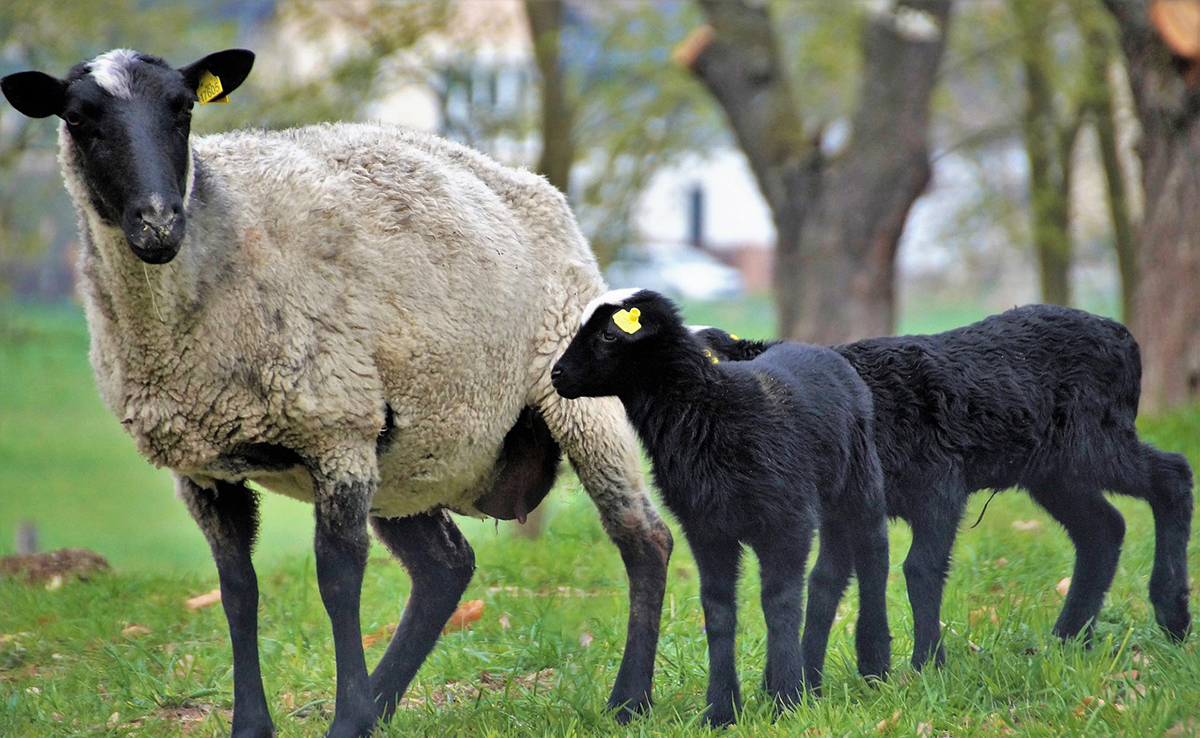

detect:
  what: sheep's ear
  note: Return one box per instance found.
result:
[0,71,67,118]
[179,49,255,103]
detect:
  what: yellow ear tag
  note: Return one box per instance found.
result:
[612,308,642,335]
[704,348,719,365]
[729,334,740,340]
[197,70,228,104]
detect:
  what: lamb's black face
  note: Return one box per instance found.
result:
[0,49,254,265]
[552,289,666,400]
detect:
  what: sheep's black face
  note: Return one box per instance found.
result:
[553,289,667,400]
[1,48,254,265]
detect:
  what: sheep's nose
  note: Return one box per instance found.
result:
[551,366,563,381]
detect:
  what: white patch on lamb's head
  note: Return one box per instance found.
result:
[687,325,712,334]
[580,288,645,328]
[89,49,141,100]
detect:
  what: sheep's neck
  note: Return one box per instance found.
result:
[619,345,721,457]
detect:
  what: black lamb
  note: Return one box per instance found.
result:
[694,304,1194,669]
[553,289,891,727]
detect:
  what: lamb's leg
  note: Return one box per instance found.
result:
[1028,483,1126,642]
[903,495,964,670]
[311,470,376,738]
[176,476,274,738]
[686,530,744,728]
[539,393,671,722]
[367,510,476,720]
[849,512,892,682]
[750,529,810,709]
[1109,445,1193,641]
[798,519,860,696]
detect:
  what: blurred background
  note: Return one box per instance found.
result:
[1,0,1198,567]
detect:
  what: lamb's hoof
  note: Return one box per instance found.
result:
[608,693,651,725]
[703,704,737,729]
[910,644,945,672]
[1154,602,1191,643]
[324,713,377,738]
[768,684,804,712]
[230,722,275,738]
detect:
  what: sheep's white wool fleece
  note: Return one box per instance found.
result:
[68,122,631,518]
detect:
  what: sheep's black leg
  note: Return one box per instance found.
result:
[903,496,964,670]
[177,476,274,738]
[686,530,743,728]
[1028,483,1126,642]
[750,529,810,709]
[312,474,376,738]
[1110,445,1193,641]
[367,510,476,720]
[540,394,671,722]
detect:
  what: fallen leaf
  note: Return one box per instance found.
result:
[498,614,511,630]
[876,709,901,733]
[1074,696,1106,718]
[107,712,121,729]
[969,606,999,627]
[579,632,594,648]
[917,722,933,738]
[1056,577,1072,597]
[362,622,397,649]
[1166,718,1198,737]
[1011,519,1043,532]
[995,557,1008,567]
[121,624,151,638]
[184,588,222,610]
[281,692,295,711]
[443,600,484,634]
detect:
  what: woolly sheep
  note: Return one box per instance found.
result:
[695,304,1194,669]
[1,49,675,738]
[553,289,891,727]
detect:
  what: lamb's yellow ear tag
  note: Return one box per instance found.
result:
[197,70,228,104]
[729,334,740,340]
[612,308,642,335]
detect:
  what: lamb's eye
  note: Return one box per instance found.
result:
[600,330,617,342]
[64,112,83,127]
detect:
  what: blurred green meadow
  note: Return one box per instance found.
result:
[1,298,1198,737]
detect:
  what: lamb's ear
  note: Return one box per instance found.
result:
[178,49,255,103]
[0,71,67,118]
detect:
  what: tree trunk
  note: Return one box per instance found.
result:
[1015,0,1076,306]
[1104,0,1200,410]
[682,1,952,343]
[1078,7,1138,322]
[525,0,574,195]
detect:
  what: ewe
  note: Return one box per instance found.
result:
[2,49,674,738]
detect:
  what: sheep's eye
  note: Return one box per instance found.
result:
[600,330,617,342]
[64,112,83,127]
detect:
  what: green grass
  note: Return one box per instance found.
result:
[1,301,1199,737]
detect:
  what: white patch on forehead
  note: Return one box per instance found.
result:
[687,325,712,334]
[89,49,141,100]
[580,288,644,327]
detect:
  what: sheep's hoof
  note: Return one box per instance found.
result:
[608,693,651,725]
[910,644,945,671]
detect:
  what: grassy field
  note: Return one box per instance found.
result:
[1,300,1198,737]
